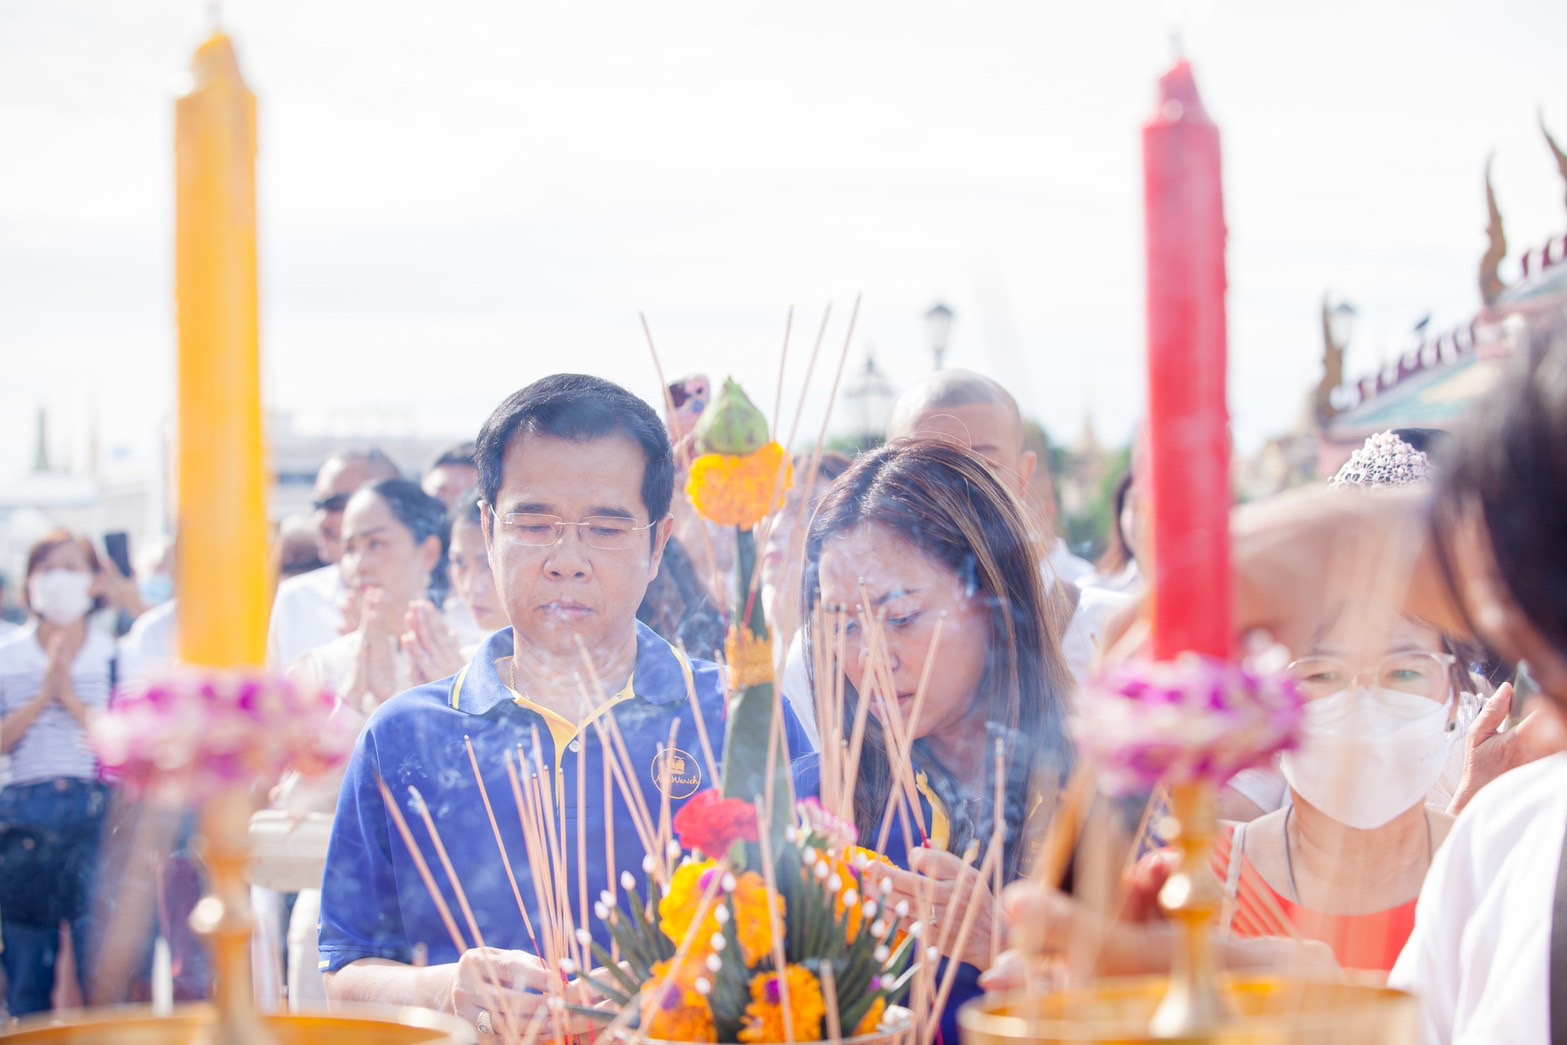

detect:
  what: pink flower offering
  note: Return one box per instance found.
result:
[93,669,355,806]
[1073,653,1305,795]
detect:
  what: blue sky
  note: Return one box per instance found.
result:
[2,0,1565,478]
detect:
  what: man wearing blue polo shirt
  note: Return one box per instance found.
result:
[319,374,807,1036]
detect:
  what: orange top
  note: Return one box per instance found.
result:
[1212,825,1417,974]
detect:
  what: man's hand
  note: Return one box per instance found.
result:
[1449,683,1567,814]
[451,947,595,1042]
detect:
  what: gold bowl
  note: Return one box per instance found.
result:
[960,976,1418,1045]
[3,1003,475,1044]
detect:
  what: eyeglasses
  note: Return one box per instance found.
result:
[1286,651,1459,702]
[491,510,655,551]
[312,494,352,513]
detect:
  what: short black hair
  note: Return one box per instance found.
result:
[427,441,477,474]
[475,374,675,523]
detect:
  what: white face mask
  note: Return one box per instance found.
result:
[1279,687,1450,830]
[28,569,94,626]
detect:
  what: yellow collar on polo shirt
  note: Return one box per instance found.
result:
[503,662,636,763]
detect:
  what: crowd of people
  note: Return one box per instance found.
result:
[0,319,1564,1043]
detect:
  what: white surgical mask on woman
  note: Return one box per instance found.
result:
[1279,688,1449,830]
[28,569,95,627]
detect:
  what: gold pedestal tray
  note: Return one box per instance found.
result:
[960,976,1418,1045]
[4,1003,475,1044]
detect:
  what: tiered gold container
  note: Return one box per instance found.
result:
[960,977,1417,1045]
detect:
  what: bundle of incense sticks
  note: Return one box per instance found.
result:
[376,303,1119,1042]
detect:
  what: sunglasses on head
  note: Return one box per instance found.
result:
[312,494,352,513]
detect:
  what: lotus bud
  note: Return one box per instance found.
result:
[694,377,770,456]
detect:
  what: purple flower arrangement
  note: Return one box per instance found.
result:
[92,670,355,805]
[1073,652,1306,795]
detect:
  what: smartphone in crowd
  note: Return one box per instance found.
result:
[103,531,133,579]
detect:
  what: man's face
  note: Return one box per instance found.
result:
[312,457,382,565]
[904,404,1036,498]
[482,431,671,660]
[422,463,479,511]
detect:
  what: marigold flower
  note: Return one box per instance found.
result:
[730,870,785,967]
[659,860,723,948]
[641,958,717,1043]
[686,442,793,531]
[675,790,762,858]
[836,847,894,942]
[853,998,887,1038]
[739,965,827,1044]
[659,863,783,966]
[725,625,775,690]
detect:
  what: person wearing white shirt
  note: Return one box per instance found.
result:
[1046,539,1097,588]
[1389,752,1567,1043]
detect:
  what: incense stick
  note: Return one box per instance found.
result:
[675,639,721,787]
[754,790,796,1045]
[463,736,543,958]
[770,306,793,455]
[821,961,843,1044]
[640,309,726,603]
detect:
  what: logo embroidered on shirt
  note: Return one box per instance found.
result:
[651,747,702,799]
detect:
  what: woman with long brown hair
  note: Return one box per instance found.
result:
[792,438,1075,1042]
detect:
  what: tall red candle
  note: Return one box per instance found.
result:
[1143,59,1231,661]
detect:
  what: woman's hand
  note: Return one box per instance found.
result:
[877,846,1002,971]
[98,557,147,620]
[1449,682,1567,814]
[403,599,466,684]
[343,590,400,713]
[43,633,90,723]
[338,585,363,636]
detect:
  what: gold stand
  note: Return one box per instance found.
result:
[1149,783,1226,1038]
[190,791,269,1044]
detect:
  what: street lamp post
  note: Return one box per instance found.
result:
[925,302,954,371]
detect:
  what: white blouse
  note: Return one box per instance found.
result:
[1389,751,1567,1044]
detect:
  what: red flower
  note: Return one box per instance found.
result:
[674,790,761,856]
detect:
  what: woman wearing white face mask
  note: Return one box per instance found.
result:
[1212,601,1464,974]
[0,530,115,1016]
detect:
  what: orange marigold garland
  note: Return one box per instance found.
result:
[642,957,719,1043]
[686,443,793,531]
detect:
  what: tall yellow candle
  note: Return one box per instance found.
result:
[175,34,268,668]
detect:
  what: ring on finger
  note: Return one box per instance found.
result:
[476,1009,494,1036]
